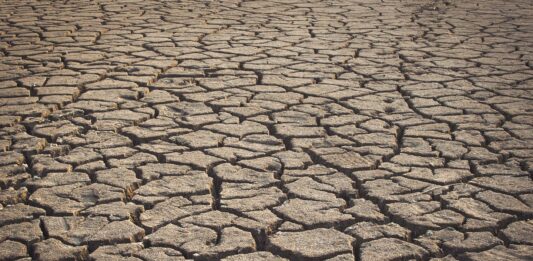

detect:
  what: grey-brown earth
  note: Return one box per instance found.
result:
[0,0,532,260]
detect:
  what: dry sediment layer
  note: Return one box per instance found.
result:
[0,0,532,260]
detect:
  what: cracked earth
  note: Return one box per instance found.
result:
[0,0,533,260]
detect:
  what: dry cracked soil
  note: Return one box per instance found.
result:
[0,0,532,260]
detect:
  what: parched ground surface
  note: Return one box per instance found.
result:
[0,0,532,260]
